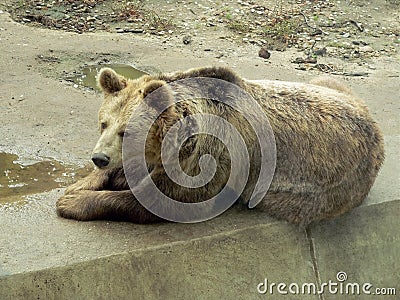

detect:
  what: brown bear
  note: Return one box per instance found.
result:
[56,66,384,225]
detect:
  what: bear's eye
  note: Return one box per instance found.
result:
[100,122,107,132]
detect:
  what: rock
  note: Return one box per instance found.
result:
[183,35,191,45]
[258,47,271,59]
[310,29,323,36]
[342,41,351,47]
[314,47,327,56]
[292,57,317,64]
[353,40,368,46]
[129,29,144,33]
[359,45,374,53]
[122,27,143,33]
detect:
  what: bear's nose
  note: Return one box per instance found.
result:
[92,153,110,168]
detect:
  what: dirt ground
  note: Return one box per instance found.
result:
[0,0,399,204]
[3,0,400,76]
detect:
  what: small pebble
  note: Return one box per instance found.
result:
[258,47,271,59]
[359,45,374,53]
[183,35,192,45]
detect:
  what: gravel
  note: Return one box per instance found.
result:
[3,0,399,72]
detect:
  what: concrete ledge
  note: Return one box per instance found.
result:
[310,199,400,300]
[1,200,316,300]
[1,198,399,299]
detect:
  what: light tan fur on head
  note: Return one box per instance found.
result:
[93,68,179,169]
[93,68,137,168]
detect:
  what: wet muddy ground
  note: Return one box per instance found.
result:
[0,152,92,204]
[65,63,147,89]
[0,61,147,203]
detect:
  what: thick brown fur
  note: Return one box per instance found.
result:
[57,66,384,225]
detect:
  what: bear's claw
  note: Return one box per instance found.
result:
[56,192,94,221]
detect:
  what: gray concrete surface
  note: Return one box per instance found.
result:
[311,200,400,300]
[0,9,399,300]
[0,199,318,300]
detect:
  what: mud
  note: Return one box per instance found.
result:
[66,64,147,89]
[0,153,92,204]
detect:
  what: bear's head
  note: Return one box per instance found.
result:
[92,66,245,170]
[92,68,178,169]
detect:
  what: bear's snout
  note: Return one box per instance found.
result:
[92,153,110,168]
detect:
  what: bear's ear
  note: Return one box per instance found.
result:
[141,80,174,112]
[97,68,127,94]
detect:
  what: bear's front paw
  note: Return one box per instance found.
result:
[56,191,97,221]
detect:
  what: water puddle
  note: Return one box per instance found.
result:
[0,153,92,204]
[66,63,147,90]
